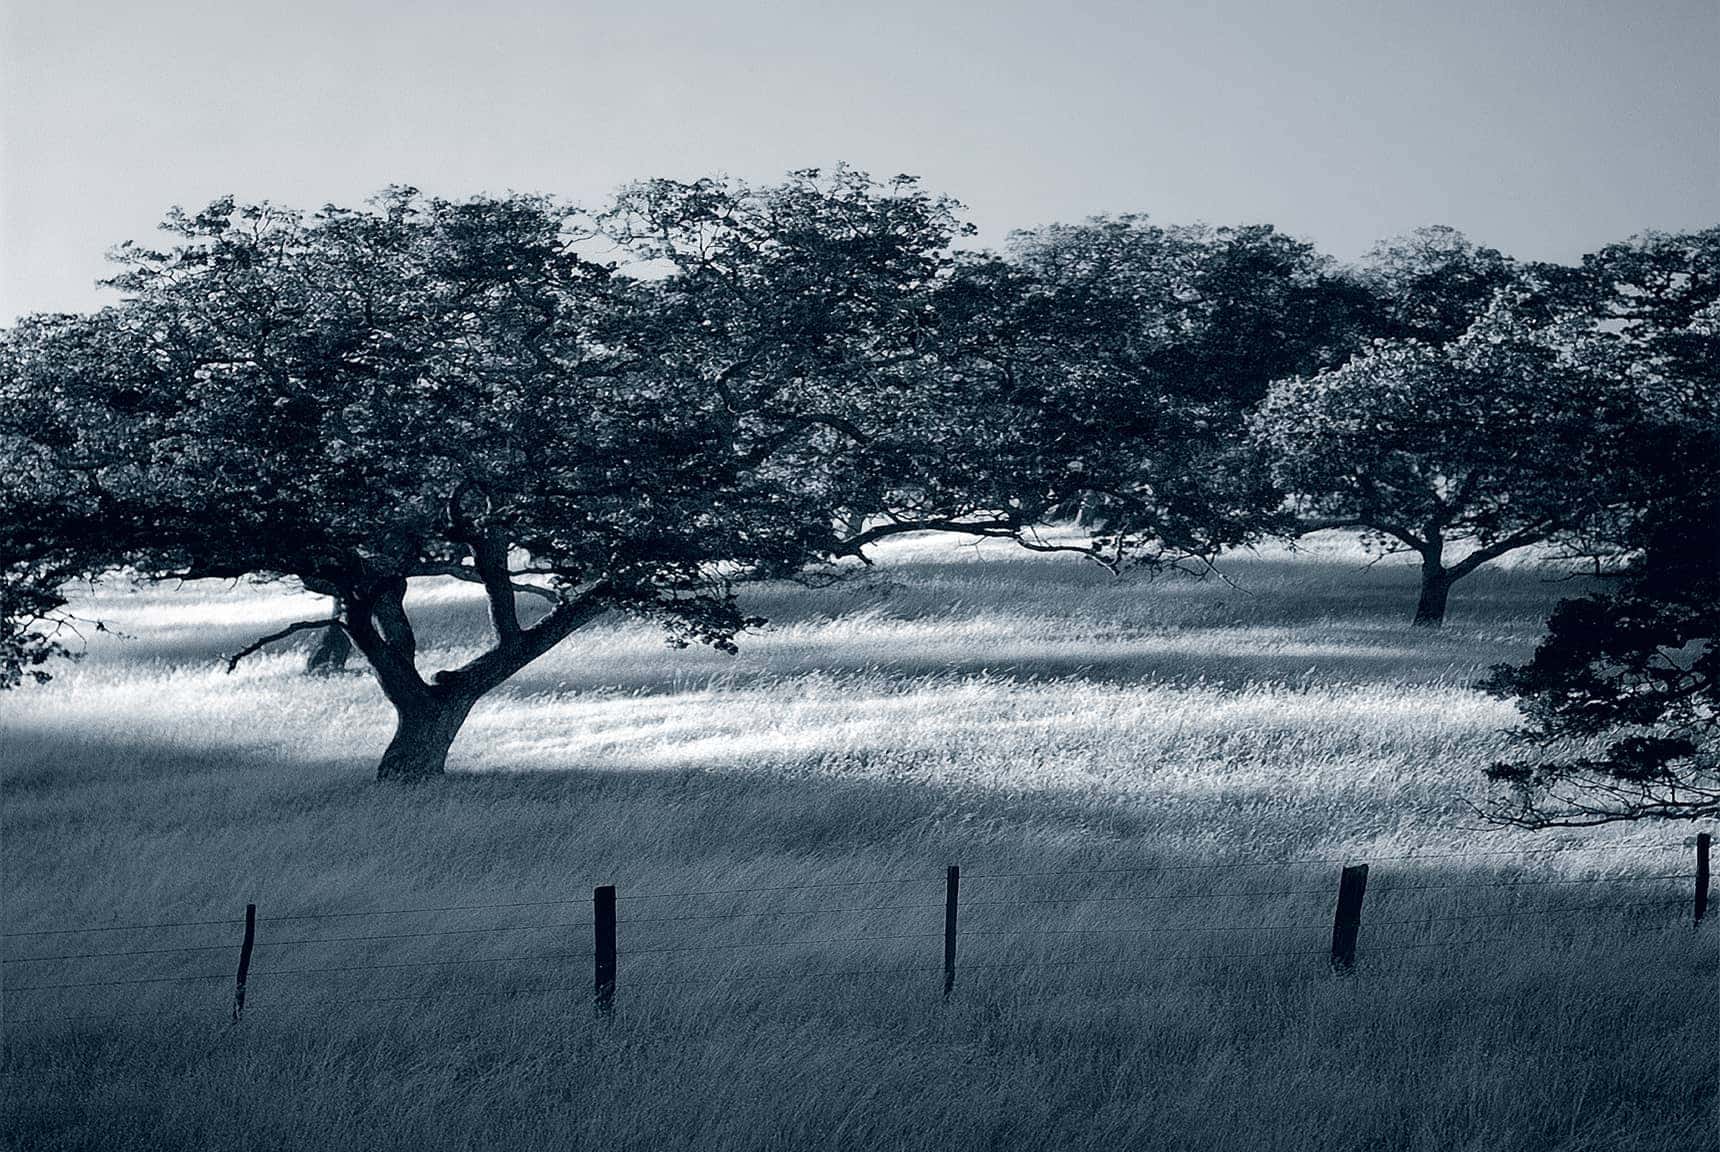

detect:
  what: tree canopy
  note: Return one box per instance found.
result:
[4,174,1715,814]
[1254,294,1636,626]
[1481,230,1720,824]
[982,215,1364,557]
[0,173,1125,779]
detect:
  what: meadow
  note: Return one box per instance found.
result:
[2,533,1712,1151]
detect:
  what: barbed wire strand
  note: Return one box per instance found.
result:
[255,950,593,978]
[619,903,944,926]
[10,972,232,992]
[961,922,1319,938]
[1,917,242,941]
[961,843,1687,881]
[1368,899,1687,927]
[960,888,1331,909]
[621,876,940,901]
[1371,873,1686,894]
[261,898,590,923]
[622,932,943,958]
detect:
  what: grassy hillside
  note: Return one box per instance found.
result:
[2,534,1712,1151]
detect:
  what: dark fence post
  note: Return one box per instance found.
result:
[1696,833,1710,927]
[231,903,256,1022]
[594,884,617,1014]
[943,865,960,999]
[1330,864,1368,971]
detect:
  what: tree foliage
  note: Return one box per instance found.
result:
[1255,295,1633,625]
[1482,230,1720,824]
[0,173,1118,778]
[984,216,1364,559]
[1356,225,1516,345]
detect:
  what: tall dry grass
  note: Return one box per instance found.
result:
[2,533,1713,1151]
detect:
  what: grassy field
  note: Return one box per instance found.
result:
[2,533,1713,1151]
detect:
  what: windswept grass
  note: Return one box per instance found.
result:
[2,533,1713,1151]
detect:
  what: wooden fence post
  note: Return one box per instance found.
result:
[943,865,960,999]
[594,884,617,1014]
[1696,833,1710,927]
[1330,864,1368,971]
[231,903,256,1022]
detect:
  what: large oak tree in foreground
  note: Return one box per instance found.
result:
[2,173,1116,780]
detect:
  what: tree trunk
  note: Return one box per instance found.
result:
[305,614,352,675]
[1413,558,1453,628]
[376,694,477,782]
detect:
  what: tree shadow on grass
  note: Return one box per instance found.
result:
[53,549,1584,694]
[4,721,1705,1152]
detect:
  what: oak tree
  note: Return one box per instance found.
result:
[1482,230,1720,823]
[1255,298,1632,626]
[1,174,1098,778]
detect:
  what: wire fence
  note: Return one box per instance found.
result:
[4,833,1711,1027]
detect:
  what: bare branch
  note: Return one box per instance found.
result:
[225,618,343,674]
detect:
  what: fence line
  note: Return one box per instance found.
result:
[6,834,1713,1026]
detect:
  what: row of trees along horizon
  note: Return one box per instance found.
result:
[1,168,1714,826]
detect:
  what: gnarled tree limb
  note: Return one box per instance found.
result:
[225,618,344,673]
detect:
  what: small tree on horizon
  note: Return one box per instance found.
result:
[1254,298,1633,626]
[985,215,1364,554]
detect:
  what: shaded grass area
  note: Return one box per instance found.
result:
[2,534,1714,1151]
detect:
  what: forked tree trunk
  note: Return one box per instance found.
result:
[342,568,611,782]
[376,693,478,782]
[1413,558,1453,628]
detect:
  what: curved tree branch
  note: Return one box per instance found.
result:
[225,618,344,673]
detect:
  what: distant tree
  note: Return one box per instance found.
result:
[981,216,1364,557]
[1482,231,1720,824]
[1254,298,1633,626]
[0,173,1106,779]
[1355,225,1516,345]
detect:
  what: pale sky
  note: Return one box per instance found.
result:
[3,0,1717,322]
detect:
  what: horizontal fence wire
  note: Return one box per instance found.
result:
[6,840,1685,940]
[260,898,591,923]
[5,941,239,964]
[1370,873,1687,894]
[960,887,1332,909]
[9,971,232,992]
[1,917,243,940]
[3,921,599,966]
[254,950,593,979]
[5,837,1703,1022]
[1368,899,1687,928]
[962,921,1320,938]
[961,842,1685,881]
[619,903,944,925]
[630,964,945,990]
[620,876,941,901]
[956,945,1336,971]
[256,982,589,1013]
[1360,933,1590,955]
[621,932,943,958]
[254,922,592,948]
[8,1001,229,1026]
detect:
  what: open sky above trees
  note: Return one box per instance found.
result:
[4,0,1719,322]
